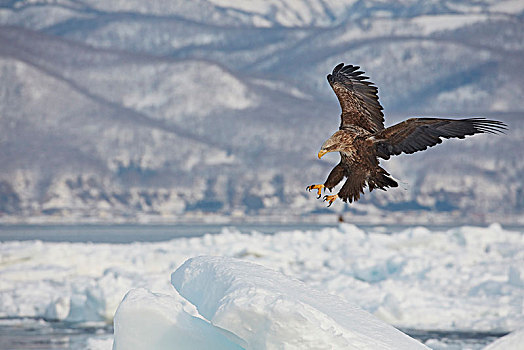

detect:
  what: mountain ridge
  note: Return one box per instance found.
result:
[0,1,523,223]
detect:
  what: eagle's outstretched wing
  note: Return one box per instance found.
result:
[327,63,384,133]
[372,118,507,160]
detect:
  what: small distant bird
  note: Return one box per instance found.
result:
[307,63,507,206]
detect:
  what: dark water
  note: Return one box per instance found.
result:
[0,319,507,350]
[0,223,340,243]
[0,319,112,350]
[0,222,511,243]
[405,328,508,349]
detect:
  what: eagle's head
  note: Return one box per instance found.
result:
[318,130,347,159]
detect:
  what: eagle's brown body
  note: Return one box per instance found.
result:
[307,63,507,206]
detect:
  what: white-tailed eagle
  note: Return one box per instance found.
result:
[307,63,507,206]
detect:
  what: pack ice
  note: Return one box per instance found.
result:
[113,256,427,350]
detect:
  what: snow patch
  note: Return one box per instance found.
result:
[411,14,490,35]
[490,0,524,14]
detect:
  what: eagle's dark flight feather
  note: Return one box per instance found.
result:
[327,63,385,133]
[373,118,507,159]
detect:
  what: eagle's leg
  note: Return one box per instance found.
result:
[323,194,339,207]
[306,184,325,198]
[307,163,345,200]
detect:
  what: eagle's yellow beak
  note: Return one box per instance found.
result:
[318,150,328,159]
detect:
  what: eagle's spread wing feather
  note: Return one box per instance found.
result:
[373,118,507,159]
[327,63,384,133]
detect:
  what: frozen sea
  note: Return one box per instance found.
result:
[0,222,522,349]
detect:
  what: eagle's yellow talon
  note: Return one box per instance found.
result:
[323,194,338,207]
[306,184,325,199]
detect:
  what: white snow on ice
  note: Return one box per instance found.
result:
[0,224,523,346]
[113,256,427,349]
[483,328,524,350]
[113,287,244,350]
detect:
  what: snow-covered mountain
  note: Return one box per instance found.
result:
[0,0,523,223]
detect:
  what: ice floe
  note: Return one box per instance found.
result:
[483,328,524,350]
[0,224,522,335]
